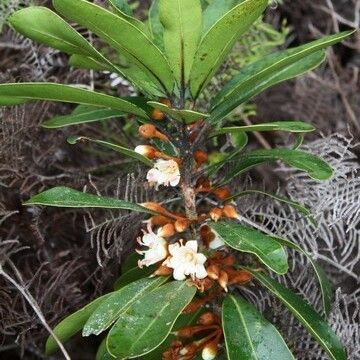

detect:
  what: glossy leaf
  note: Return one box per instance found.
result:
[53,0,174,94]
[9,7,106,62]
[202,0,242,33]
[249,271,346,360]
[228,190,313,219]
[147,101,208,123]
[96,338,115,360]
[113,265,156,290]
[0,96,27,106]
[210,30,355,122]
[159,0,202,88]
[23,186,156,215]
[211,121,315,136]
[69,54,112,71]
[42,105,124,128]
[148,0,164,50]
[267,236,332,316]
[190,0,268,98]
[83,277,166,336]
[211,221,288,274]
[67,136,153,166]
[107,281,196,358]
[222,295,295,360]
[45,294,111,355]
[0,83,149,118]
[221,148,333,185]
[107,0,148,33]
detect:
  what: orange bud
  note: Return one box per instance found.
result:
[194,150,208,167]
[196,177,212,190]
[218,270,229,292]
[202,340,218,360]
[197,312,217,326]
[138,124,168,141]
[134,145,158,159]
[221,255,236,266]
[151,108,165,121]
[152,265,173,277]
[140,202,165,213]
[206,264,220,280]
[174,218,190,233]
[213,187,231,200]
[149,215,174,226]
[200,226,215,248]
[158,223,176,237]
[222,204,238,219]
[160,98,172,107]
[228,270,253,285]
[209,208,223,222]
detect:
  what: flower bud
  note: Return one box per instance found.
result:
[152,265,173,277]
[218,270,229,292]
[194,150,208,167]
[134,145,157,159]
[148,215,173,226]
[174,218,190,233]
[139,124,168,141]
[197,312,217,326]
[228,270,253,285]
[202,341,218,360]
[206,264,220,280]
[151,108,166,121]
[158,223,176,237]
[160,98,172,107]
[196,177,212,190]
[209,208,223,222]
[213,187,231,200]
[222,204,238,219]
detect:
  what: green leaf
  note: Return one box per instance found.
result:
[222,295,295,360]
[45,293,111,355]
[96,338,116,360]
[228,190,313,219]
[148,0,164,50]
[142,308,204,360]
[8,7,106,62]
[211,221,288,274]
[107,0,148,34]
[189,0,268,98]
[211,121,315,136]
[0,83,149,118]
[53,0,174,94]
[42,105,124,128]
[249,271,346,360]
[210,30,355,122]
[23,186,156,215]
[83,277,167,336]
[221,149,333,185]
[69,54,113,71]
[121,252,142,274]
[107,281,196,358]
[159,0,202,88]
[147,101,208,123]
[265,236,332,316]
[68,136,154,166]
[0,96,27,106]
[114,265,157,290]
[202,0,243,33]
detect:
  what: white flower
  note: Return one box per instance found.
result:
[146,159,180,188]
[164,240,208,281]
[209,231,225,250]
[137,226,168,268]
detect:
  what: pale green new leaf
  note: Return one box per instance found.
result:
[148,0,164,50]
[53,0,175,94]
[45,294,111,355]
[8,7,106,62]
[222,295,295,359]
[42,105,124,128]
[107,281,196,358]
[221,148,333,185]
[211,121,315,136]
[159,0,202,88]
[67,136,154,166]
[250,271,346,360]
[0,83,149,118]
[147,101,208,123]
[190,0,268,98]
[23,186,156,215]
[211,221,288,274]
[83,277,166,336]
